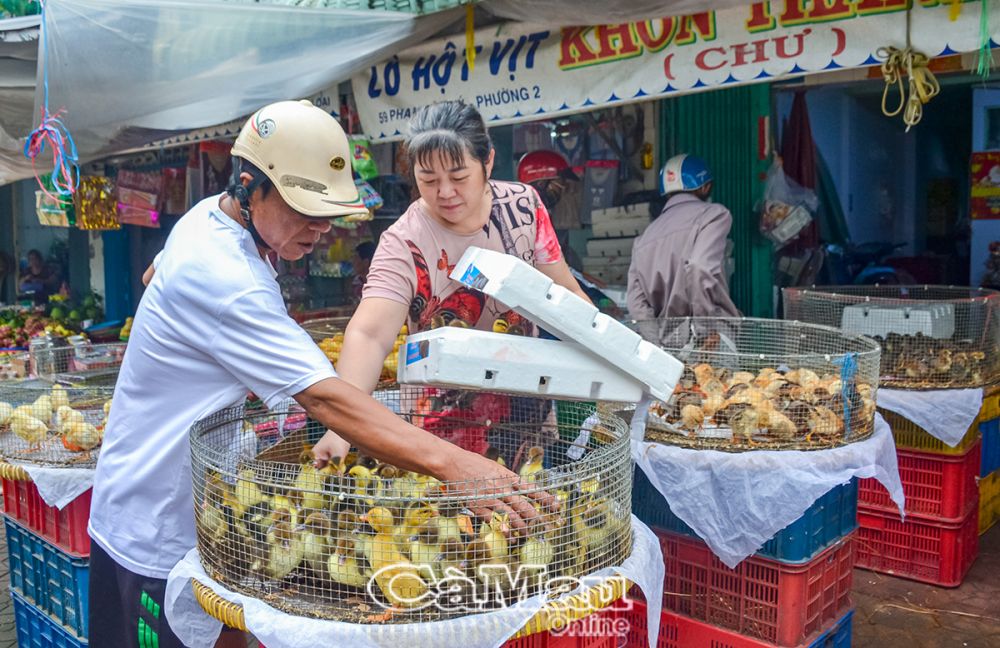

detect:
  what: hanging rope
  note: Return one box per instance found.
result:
[877,4,939,132]
[22,0,79,204]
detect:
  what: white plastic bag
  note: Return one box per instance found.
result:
[758,159,818,247]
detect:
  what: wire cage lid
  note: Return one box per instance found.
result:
[783,285,1000,390]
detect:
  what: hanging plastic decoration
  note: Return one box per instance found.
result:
[977,0,993,80]
[74,176,121,231]
[22,0,80,203]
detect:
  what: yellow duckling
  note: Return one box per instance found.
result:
[434,501,474,543]
[300,511,333,572]
[234,468,264,518]
[518,517,555,581]
[0,402,12,426]
[269,494,300,530]
[260,521,305,580]
[480,511,510,561]
[408,521,443,579]
[398,502,438,548]
[362,506,428,609]
[348,464,373,500]
[294,448,328,512]
[50,384,70,410]
[519,446,544,483]
[327,536,369,588]
[103,399,112,417]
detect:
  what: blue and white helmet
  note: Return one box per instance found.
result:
[659,154,712,196]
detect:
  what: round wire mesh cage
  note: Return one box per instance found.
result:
[303,317,407,388]
[190,389,632,624]
[0,379,115,467]
[783,286,1000,390]
[628,317,881,451]
[29,339,126,385]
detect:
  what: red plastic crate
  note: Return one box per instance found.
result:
[1,478,91,557]
[623,599,854,648]
[855,506,979,587]
[656,529,854,647]
[859,441,980,520]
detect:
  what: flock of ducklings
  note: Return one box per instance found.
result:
[0,384,111,453]
[874,332,996,388]
[317,325,407,384]
[649,363,876,445]
[197,445,629,620]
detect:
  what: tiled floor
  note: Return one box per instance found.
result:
[0,518,996,647]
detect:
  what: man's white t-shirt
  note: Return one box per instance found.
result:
[89,195,336,579]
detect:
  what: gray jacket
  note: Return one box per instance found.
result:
[627,193,740,320]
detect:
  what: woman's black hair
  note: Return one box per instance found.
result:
[406,101,492,175]
[26,249,43,262]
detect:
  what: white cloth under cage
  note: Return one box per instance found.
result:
[630,398,904,569]
[9,462,94,510]
[164,516,664,648]
[876,387,984,447]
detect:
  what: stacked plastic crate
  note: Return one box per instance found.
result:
[2,469,91,647]
[631,471,858,648]
[979,388,1000,535]
[783,286,1000,588]
[855,409,983,586]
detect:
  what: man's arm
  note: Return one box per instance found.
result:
[689,209,741,317]
[295,377,554,527]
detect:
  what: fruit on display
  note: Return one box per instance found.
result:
[318,325,407,383]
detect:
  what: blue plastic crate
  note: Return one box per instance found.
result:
[11,591,88,648]
[632,468,858,563]
[981,418,1000,477]
[5,518,89,639]
[807,609,853,648]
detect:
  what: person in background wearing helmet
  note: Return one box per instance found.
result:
[335,101,592,463]
[88,101,550,648]
[627,154,740,320]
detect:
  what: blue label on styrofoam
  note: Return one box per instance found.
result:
[458,264,488,290]
[405,341,425,365]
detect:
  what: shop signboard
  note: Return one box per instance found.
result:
[354,1,994,140]
[971,151,1000,221]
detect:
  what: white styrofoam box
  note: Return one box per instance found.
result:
[582,255,631,270]
[396,327,646,401]
[592,216,650,239]
[840,303,956,339]
[450,247,684,402]
[591,202,652,225]
[586,237,635,258]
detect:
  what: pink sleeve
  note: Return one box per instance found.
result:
[533,190,563,265]
[361,228,416,306]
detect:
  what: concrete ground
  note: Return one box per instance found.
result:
[853,523,1000,648]
[0,519,995,647]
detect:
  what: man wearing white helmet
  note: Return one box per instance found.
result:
[88,101,549,647]
[627,153,740,320]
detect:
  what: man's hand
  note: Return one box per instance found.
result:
[312,429,351,468]
[438,450,559,533]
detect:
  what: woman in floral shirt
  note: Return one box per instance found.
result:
[335,101,590,460]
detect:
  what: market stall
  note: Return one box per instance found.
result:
[784,285,1000,585]
[627,316,901,646]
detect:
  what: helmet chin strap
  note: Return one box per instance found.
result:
[231,170,271,251]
